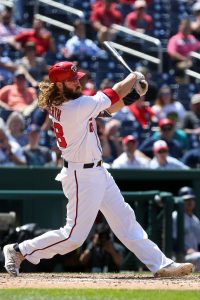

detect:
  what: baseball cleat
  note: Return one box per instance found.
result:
[154,262,193,278]
[3,244,24,276]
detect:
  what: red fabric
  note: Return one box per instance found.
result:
[102,88,119,105]
[125,11,153,31]
[90,4,122,28]
[128,102,155,127]
[15,30,51,56]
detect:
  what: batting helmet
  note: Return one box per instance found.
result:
[48,61,86,83]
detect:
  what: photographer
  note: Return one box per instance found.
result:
[80,223,125,272]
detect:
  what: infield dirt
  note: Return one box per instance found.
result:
[0,273,199,290]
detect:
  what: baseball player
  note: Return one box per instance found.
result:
[3,61,193,277]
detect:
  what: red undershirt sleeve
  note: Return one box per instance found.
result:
[102,88,120,105]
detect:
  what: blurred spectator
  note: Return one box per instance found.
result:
[167,18,200,81]
[13,0,26,26]
[6,111,28,147]
[0,122,26,166]
[104,119,123,163]
[0,48,16,87]
[182,146,200,168]
[181,94,200,148]
[113,105,135,122]
[23,124,55,166]
[152,85,186,123]
[124,0,153,33]
[139,118,183,159]
[62,19,107,60]
[0,70,37,121]
[128,96,157,129]
[149,140,189,169]
[15,41,49,85]
[100,78,114,90]
[173,187,200,272]
[112,135,149,168]
[119,0,152,3]
[80,223,125,272]
[191,1,200,40]
[113,97,155,144]
[90,0,122,43]
[9,17,56,56]
[153,118,189,153]
[0,6,22,44]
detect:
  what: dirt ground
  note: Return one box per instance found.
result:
[0,273,199,290]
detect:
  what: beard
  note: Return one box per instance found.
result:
[62,84,82,100]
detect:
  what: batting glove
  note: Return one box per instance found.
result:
[135,79,148,97]
[132,71,145,81]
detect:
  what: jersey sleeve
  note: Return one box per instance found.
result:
[77,89,119,120]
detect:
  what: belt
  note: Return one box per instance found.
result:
[64,160,102,169]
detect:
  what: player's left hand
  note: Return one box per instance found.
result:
[135,79,148,96]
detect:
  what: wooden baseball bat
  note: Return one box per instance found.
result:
[103,41,133,73]
[103,41,146,88]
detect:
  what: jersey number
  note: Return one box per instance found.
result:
[53,122,67,148]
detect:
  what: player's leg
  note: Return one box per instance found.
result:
[99,170,181,274]
[4,168,106,275]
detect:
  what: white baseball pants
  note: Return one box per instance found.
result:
[19,166,173,273]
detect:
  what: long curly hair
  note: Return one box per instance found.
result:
[38,81,66,110]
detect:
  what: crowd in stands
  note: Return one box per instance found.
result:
[0,1,200,170]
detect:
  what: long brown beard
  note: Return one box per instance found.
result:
[62,84,82,99]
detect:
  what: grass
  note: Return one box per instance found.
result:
[0,289,200,300]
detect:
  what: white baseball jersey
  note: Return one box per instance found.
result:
[48,91,112,163]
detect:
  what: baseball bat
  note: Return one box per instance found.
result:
[103,41,146,88]
[103,41,133,73]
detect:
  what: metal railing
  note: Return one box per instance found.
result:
[108,41,160,71]
[35,13,74,32]
[0,0,13,7]
[111,24,163,73]
[186,51,200,80]
[34,0,84,18]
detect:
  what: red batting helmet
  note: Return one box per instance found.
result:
[48,61,86,83]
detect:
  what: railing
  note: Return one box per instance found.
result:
[111,24,163,73]
[34,0,84,19]
[35,13,74,32]
[0,0,13,7]
[186,51,200,80]
[108,41,160,71]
